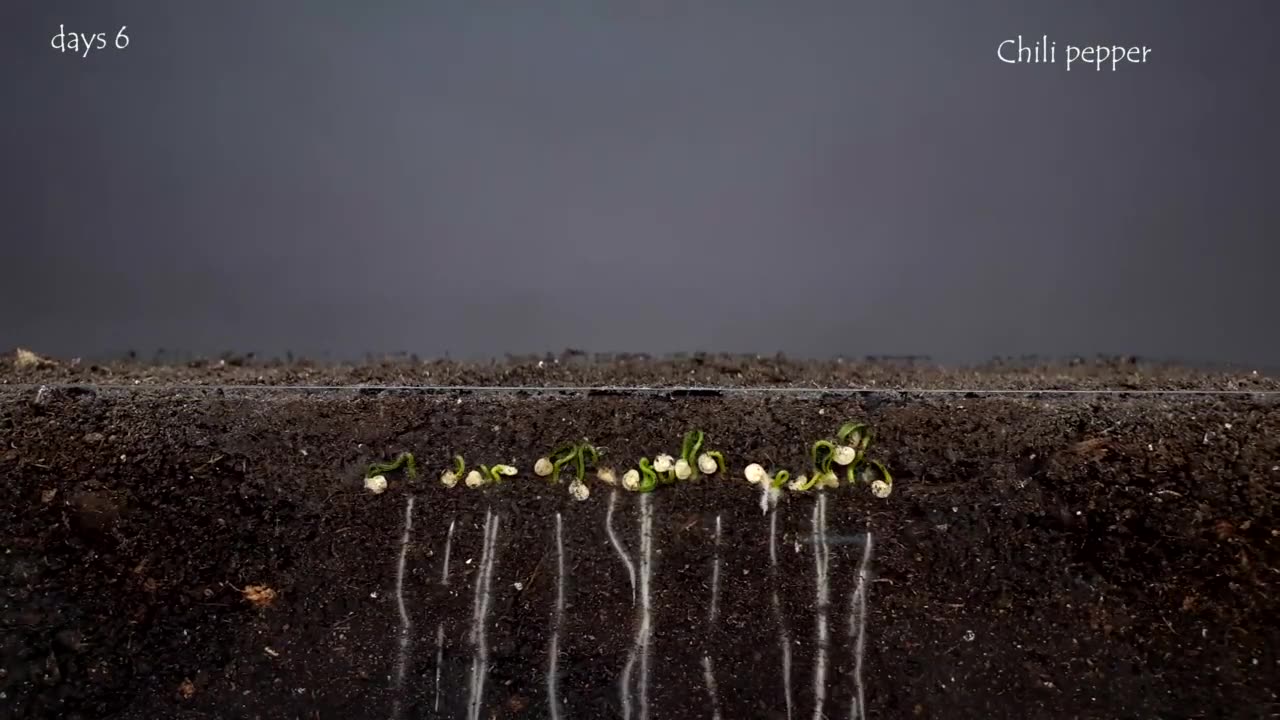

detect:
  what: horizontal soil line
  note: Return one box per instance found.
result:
[4,382,1280,397]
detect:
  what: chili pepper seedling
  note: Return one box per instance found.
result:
[535,440,601,500]
[623,457,661,493]
[440,455,466,488]
[363,452,418,493]
[674,429,726,480]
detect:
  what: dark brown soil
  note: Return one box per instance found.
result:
[2,361,1279,719]
[4,350,1278,391]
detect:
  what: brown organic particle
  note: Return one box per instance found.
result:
[242,584,278,609]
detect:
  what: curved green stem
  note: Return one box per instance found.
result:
[638,457,659,493]
[846,459,862,484]
[868,459,892,487]
[452,455,466,477]
[574,441,599,482]
[550,444,578,482]
[838,422,874,452]
[366,452,418,479]
[681,430,705,466]
[705,450,726,474]
[769,470,791,489]
[811,440,835,475]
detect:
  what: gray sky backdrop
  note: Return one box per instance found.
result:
[3,1,1277,365]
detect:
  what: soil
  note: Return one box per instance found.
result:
[3,350,1278,391]
[1,357,1278,719]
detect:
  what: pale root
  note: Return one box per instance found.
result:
[674,459,693,480]
[569,479,590,501]
[834,445,857,466]
[364,474,388,494]
[654,454,674,473]
[744,463,767,484]
[697,453,719,475]
[534,457,554,476]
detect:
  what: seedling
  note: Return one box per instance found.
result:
[363,452,417,493]
[811,420,894,497]
[622,457,661,493]
[468,463,518,488]
[863,459,894,498]
[835,422,874,479]
[535,440,602,500]
[366,452,418,480]
[744,462,791,489]
[675,429,726,480]
[787,436,843,492]
[440,455,466,488]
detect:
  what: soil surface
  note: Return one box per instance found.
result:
[4,350,1278,391]
[1,359,1278,719]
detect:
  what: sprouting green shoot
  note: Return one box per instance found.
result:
[549,443,579,482]
[811,439,835,475]
[576,442,599,482]
[703,450,726,473]
[769,469,791,489]
[681,430,704,466]
[868,459,891,484]
[546,440,599,483]
[796,472,822,491]
[837,422,873,454]
[452,455,466,477]
[366,452,418,480]
[479,465,503,483]
[638,457,659,493]
[680,429,725,479]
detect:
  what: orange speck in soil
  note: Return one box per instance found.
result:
[243,585,278,609]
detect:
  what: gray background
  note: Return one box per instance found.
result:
[4,1,1277,366]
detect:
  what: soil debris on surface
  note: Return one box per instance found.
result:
[0,359,1277,719]
[3,349,1278,391]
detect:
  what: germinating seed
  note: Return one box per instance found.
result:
[363,475,388,494]
[697,453,719,475]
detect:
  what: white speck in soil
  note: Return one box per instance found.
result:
[513,582,523,590]
[370,592,378,599]
[964,630,975,642]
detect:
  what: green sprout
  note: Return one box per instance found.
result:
[835,422,874,480]
[535,440,602,500]
[536,440,600,482]
[677,429,726,480]
[864,459,893,498]
[479,463,517,483]
[366,452,418,480]
[440,455,466,487]
[622,458,660,493]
